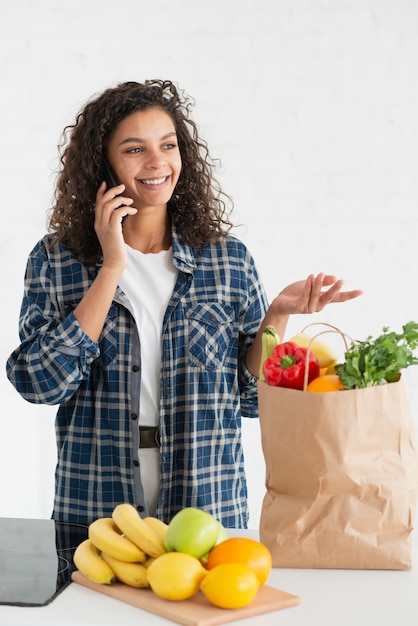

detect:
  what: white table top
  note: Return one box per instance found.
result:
[1,528,417,626]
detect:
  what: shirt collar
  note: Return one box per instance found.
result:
[171,228,197,275]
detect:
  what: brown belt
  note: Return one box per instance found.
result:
[139,426,160,448]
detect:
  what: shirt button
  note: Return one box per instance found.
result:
[133,459,139,467]
[130,413,138,420]
[132,365,140,372]
[136,505,144,513]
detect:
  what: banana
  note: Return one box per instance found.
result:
[259,325,280,381]
[73,539,115,585]
[112,503,166,558]
[101,552,149,588]
[288,332,338,369]
[143,516,169,545]
[88,517,146,563]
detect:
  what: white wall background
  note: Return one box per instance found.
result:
[0,0,417,529]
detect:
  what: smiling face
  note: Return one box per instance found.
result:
[106,107,182,214]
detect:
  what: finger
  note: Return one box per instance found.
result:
[98,196,134,222]
[299,275,314,310]
[332,288,364,303]
[113,205,137,225]
[109,196,134,212]
[307,273,328,312]
[104,183,125,196]
[95,180,108,203]
[96,183,125,206]
[321,274,338,286]
[316,284,362,312]
[309,273,325,298]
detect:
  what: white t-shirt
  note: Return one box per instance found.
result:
[119,245,177,515]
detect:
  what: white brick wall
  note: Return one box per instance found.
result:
[1,0,417,526]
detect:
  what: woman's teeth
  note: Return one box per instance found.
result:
[141,177,167,185]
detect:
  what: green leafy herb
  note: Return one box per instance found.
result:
[336,321,418,389]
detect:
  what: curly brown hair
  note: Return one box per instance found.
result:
[48,80,234,263]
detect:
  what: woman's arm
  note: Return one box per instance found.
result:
[73,182,136,341]
[6,184,137,404]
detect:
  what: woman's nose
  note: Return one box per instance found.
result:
[145,149,165,169]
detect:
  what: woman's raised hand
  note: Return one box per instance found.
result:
[271,273,363,316]
[94,181,137,271]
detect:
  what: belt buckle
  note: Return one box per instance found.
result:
[139,425,160,448]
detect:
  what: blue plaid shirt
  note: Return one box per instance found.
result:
[6,229,268,528]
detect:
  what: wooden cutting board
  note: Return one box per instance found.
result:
[71,570,300,626]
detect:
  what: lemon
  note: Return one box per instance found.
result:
[201,562,260,609]
[147,552,207,601]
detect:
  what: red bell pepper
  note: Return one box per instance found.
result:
[262,341,320,390]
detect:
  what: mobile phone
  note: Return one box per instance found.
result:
[101,157,127,224]
[101,156,119,191]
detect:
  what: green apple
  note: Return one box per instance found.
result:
[164,507,220,559]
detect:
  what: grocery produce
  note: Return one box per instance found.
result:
[336,321,418,389]
[259,325,280,381]
[88,517,146,562]
[147,551,207,600]
[262,341,320,389]
[73,539,115,585]
[306,374,345,393]
[201,562,260,609]
[101,552,148,588]
[259,321,418,394]
[112,503,166,558]
[288,332,337,369]
[164,507,220,560]
[206,536,272,586]
[73,504,274,610]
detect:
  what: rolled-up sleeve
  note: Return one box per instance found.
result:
[6,239,100,405]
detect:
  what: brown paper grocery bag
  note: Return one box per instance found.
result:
[258,378,418,569]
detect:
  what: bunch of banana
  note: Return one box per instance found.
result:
[72,503,169,588]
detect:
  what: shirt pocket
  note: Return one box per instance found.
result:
[185,302,235,370]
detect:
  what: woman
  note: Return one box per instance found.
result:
[6,80,362,527]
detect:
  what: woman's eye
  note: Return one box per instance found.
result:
[163,142,177,150]
[127,147,143,154]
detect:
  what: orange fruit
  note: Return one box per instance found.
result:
[201,563,259,609]
[206,537,272,586]
[306,374,344,392]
